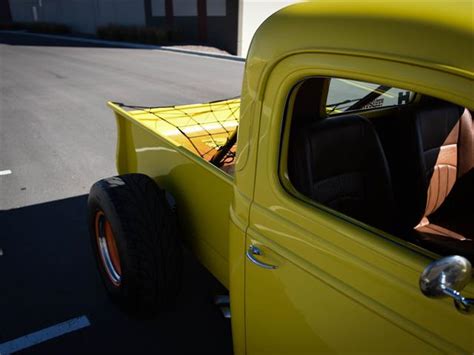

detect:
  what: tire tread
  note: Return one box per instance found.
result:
[88,173,182,316]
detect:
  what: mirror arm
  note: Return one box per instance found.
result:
[442,287,474,314]
[419,255,473,315]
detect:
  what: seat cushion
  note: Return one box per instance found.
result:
[415,217,467,241]
[412,231,474,263]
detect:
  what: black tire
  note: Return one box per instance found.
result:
[88,173,182,316]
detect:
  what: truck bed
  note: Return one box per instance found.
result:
[111,98,239,161]
[107,98,240,289]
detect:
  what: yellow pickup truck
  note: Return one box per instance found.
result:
[87,1,474,353]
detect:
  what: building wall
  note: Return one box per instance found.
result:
[7,0,300,57]
[207,3,239,54]
[9,0,35,22]
[145,0,239,54]
[8,0,146,33]
[96,0,147,28]
[239,0,302,57]
[0,0,12,21]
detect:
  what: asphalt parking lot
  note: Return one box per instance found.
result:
[0,32,243,354]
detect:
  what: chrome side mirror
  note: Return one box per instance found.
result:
[419,255,473,314]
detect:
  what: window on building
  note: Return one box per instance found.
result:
[207,0,226,16]
[151,0,166,17]
[173,0,198,16]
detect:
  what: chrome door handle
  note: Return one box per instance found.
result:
[246,245,278,270]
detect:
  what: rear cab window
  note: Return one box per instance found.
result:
[326,78,414,115]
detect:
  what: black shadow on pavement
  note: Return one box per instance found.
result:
[0,195,232,354]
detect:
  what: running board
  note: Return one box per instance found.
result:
[214,295,231,319]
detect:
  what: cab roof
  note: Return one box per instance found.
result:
[245,0,473,98]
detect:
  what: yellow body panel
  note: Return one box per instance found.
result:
[239,1,473,354]
[110,101,237,288]
[110,1,474,353]
[245,52,474,354]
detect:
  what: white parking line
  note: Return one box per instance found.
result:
[0,316,90,354]
[0,170,12,176]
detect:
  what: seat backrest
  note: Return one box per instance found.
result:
[415,102,473,218]
[374,100,474,230]
[289,114,395,231]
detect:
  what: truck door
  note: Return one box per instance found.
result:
[243,61,473,354]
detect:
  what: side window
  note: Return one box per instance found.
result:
[284,77,473,261]
[326,78,414,115]
[285,77,396,233]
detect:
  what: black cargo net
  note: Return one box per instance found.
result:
[115,98,239,165]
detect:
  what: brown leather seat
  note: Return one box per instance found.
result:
[411,103,474,259]
[376,100,474,259]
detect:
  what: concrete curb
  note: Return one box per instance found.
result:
[0,30,246,62]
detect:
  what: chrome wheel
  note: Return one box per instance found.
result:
[95,211,122,286]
